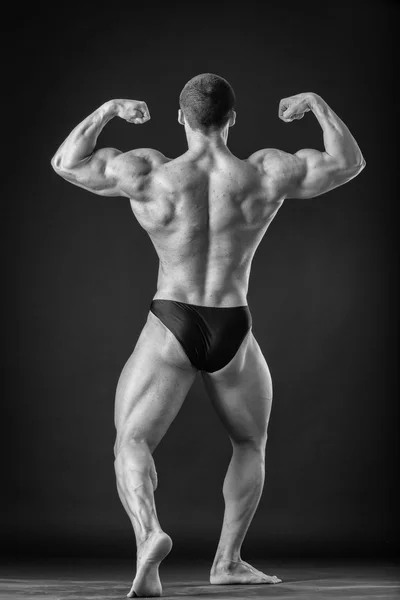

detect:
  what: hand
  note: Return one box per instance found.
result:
[114,99,151,124]
[278,93,315,123]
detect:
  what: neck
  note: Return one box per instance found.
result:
[185,126,229,152]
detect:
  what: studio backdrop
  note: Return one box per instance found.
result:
[1,0,397,560]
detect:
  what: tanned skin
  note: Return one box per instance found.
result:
[52,91,365,597]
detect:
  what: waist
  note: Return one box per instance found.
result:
[154,262,250,308]
[152,287,248,308]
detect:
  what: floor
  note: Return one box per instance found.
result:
[0,559,399,600]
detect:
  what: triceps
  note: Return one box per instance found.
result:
[56,156,108,194]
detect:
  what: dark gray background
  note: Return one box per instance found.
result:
[2,0,398,560]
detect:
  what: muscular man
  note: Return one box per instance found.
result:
[51,73,365,597]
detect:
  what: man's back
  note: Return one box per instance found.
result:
[125,147,282,306]
[51,90,365,310]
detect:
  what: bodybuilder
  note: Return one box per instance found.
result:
[51,74,365,597]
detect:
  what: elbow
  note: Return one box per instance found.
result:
[335,149,366,174]
[51,154,73,177]
[354,151,366,171]
[341,156,366,176]
[355,152,367,171]
[354,157,366,175]
[51,152,82,174]
[51,153,63,173]
[334,157,366,187]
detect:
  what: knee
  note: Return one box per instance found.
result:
[231,434,267,455]
[230,413,270,453]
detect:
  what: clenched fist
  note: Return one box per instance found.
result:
[114,99,151,124]
[278,93,316,123]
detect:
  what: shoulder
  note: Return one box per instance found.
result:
[247,148,288,164]
[107,149,172,201]
[247,148,308,200]
[127,148,172,167]
[248,148,307,185]
[247,148,302,174]
[124,149,172,172]
[107,148,171,177]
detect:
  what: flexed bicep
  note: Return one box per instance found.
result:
[285,149,355,199]
[58,148,127,197]
[248,147,358,201]
[55,147,154,198]
[279,92,366,198]
[51,99,152,198]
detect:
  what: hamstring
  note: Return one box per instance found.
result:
[149,299,252,373]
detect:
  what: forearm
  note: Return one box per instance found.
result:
[51,100,117,171]
[308,94,365,170]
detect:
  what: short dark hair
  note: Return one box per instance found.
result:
[179,73,235,131]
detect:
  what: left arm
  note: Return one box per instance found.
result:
[51,99,151,197]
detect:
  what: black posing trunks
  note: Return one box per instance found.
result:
[150,299,252,373]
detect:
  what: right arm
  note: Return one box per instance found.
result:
[51,99,152,197]
[251,92,366,199]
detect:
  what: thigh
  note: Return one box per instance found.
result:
[201,330,273,444]
[115,310,198,453]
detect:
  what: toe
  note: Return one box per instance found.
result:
[263,575,280,584]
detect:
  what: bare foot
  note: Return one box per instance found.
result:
[127,531,172,597]
[210,559,282,585]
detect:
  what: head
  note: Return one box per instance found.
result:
[178,73,236,136]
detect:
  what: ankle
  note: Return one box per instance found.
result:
[137,528,164,547]
[212,554,241,570]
